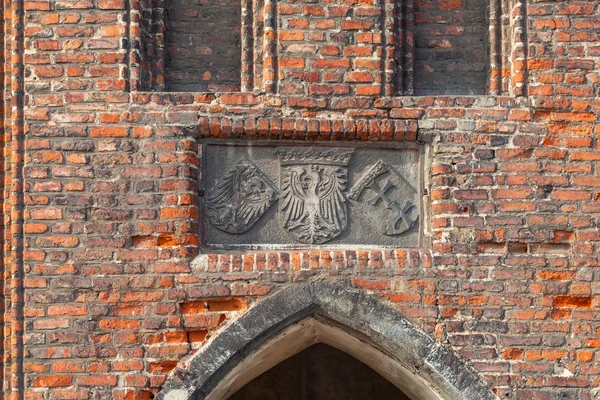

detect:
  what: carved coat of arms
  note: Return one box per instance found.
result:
[206,160,278,234]
[277,147,354,244]
[348,161,419,236]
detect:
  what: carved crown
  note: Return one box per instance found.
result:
[277,147,354,166]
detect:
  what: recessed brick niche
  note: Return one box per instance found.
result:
[413,0,490,95]
[131,0,527,95]
[131,0,267,92]
[164,0,242,92]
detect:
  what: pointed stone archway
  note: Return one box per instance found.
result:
[156,282,498,400]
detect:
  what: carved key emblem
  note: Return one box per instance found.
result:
[277,147,354,244]
[206,159,278,234]
[349,161,419,236]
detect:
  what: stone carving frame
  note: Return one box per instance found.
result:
[199,140,427,251]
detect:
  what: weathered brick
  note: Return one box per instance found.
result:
[7,1,600,398]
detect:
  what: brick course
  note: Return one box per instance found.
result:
[0,0,599,399]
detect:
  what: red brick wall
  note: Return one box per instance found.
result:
[278,0,386,97]
[1,0,598,399]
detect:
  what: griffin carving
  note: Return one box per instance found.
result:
[206,160,277,234]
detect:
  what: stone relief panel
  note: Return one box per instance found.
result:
[201,142,423,250]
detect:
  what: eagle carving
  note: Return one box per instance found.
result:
[278,147,353,244]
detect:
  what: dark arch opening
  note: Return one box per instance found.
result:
[157,282,497,400]
[229,343,411,400]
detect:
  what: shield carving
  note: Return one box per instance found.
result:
[277,147,354,244]
[348,161,419,236]
[205,159,278,234]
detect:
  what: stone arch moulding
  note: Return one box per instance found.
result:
[156,282,498,400]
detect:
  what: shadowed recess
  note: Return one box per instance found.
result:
[228,343,412,400]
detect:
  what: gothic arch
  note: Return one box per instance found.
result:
[156,282,497,400]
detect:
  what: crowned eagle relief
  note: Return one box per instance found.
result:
[206,159,278,234]
[277,147,354,244]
